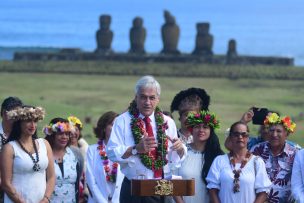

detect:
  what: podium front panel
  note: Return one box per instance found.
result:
[131,179,195,196]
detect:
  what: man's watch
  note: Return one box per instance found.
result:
[131,145,138,155]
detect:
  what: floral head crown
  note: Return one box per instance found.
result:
[6,106,45,121]
[264,113,296,133]
[186,110,220,130]
[68,116,83,129]
[43,122,74,136]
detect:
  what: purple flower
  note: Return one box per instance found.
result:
[103,160,109,165]
[112,168,117,174]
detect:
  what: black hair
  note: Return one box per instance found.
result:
[1,96,23,116]
[7,120,38,142]
[170,88,210,113]
[202,128,224,184]
[45,117,70,148]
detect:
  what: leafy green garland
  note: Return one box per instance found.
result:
[128,100,168,171]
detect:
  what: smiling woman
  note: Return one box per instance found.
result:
[44,117,84,203]
[207,121,272,203]
[1,105,55,203]
[175,110,224,203]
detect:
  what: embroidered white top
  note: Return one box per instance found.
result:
[206,154,272,203]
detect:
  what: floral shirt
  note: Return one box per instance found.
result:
[251,141,298,203]
[51,147,78,203]
[248,135,301,151]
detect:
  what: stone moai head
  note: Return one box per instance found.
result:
[197,23,210,35]
[99,15,111,30]
[164,10,175,24]
[133,17,143,28]
[228,39,237,50]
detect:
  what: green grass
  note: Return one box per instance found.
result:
[1,72,303,149]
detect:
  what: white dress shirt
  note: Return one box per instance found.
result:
[291,149,304,203]
[106,111,187,180]
[86,143,124,203]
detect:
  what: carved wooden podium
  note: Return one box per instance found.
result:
[131,179,195,196]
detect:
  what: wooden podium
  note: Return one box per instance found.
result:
[131,179,195,196]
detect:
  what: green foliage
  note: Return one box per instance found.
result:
[1,61,304,80]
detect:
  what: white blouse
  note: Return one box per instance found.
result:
[206,154,272,203]
[291,149,304,203]
[178,146,209,203]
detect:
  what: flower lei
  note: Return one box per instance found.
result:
[43,122,74,136]
[128,100,169,171]
[229,151,252,193]
[186,110,220,131]
[264,113,296,133]
[97,140,118,183]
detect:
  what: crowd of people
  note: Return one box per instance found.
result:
[0,75,303,203]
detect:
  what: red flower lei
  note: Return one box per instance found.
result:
[229,151,252,193]
[128,100,169,171]
[97,140,119,183]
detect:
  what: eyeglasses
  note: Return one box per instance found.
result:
[230,131,249,138]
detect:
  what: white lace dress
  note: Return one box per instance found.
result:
[4,138,49,203]
[177,145,209,203]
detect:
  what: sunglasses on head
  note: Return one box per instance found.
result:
[230,131,249,138]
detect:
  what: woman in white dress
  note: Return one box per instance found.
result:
[44,117,84,203]
[174,110,223,203]
[207,121,272,203]
[86,111,124,203]
[1,105,55,203]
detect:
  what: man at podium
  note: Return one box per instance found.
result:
[107,75,187,203]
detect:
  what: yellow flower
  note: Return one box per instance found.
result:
[68,116,83,128]
[290,123,296,133]
[268,113,280,123]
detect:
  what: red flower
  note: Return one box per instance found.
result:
[106,175,110,181]
[104,165,110,172]
[112,162,119,168]
[99,151,106,156]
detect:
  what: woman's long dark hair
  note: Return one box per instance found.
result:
[202,128,224,184]
[7,120,38,142]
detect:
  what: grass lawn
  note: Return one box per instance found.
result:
[1,72,303,149]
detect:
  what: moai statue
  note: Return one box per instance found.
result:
[161,10,180,55]
[95,15,113,53]
[227,39,238,58]
[192,22,213,56]
[129,17,146,54]
[226,39,238,64]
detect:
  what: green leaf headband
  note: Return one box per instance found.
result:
[186,110,220,130]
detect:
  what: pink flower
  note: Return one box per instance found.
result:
[204,114,211,123]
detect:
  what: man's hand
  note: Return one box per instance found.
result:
[171,138,184,158]
[136,136,157,154]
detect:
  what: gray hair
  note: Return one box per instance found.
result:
[134,75,161,96]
